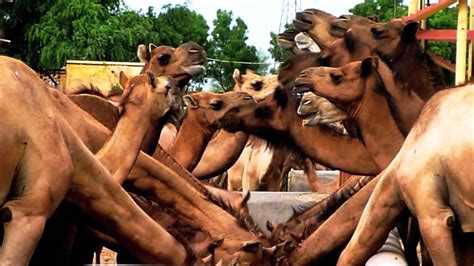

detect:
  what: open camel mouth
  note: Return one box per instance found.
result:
[277,29,300,49]
[293,79,314,94]
[293,12,314,31]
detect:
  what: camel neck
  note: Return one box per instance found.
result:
[392,45,435,101]
[346,85,405,169]
[96,107,152,183]
[168,113,214,171]
[285,100,380,175]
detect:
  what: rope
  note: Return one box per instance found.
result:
[207,57,269,65]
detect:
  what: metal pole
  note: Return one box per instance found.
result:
[468,0,473,80]
[456,0,468,84]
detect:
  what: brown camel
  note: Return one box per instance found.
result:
[295,58,405,169]
[190,69,282,181]
[166,91,254,171]
[338,84,474,266]
[292,9,337,49]
[0,56,188,264]
[216,86,380,175]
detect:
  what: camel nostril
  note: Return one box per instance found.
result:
[243,95,253,101]
[299,71,309,78]
[303,99,312,105]
[188,48,200,53]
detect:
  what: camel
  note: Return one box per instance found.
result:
[295,58,405,169]
[216,85,380,175]
[297,92,348,126]
[166,91,254,171]
[292,9,338,49]
[48,68,271,263]
[69,42,206,155]
[338,84,474,266]
[0,56,188,265]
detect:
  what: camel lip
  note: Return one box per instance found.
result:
[293,79,314,94]
[180,65,206,77]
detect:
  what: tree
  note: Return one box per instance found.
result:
[206,10,262,91]
[148,4,209,50]
[349,0,407,22]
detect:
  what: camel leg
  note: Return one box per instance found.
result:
[412,178,456,266]
[0,148,72,265]
[337,171,405,266]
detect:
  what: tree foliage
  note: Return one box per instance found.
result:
[350,0,407,22]
[206,10,262,91]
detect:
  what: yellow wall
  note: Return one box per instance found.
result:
[65,60,143,95]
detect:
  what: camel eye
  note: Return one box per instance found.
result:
[250,80,263,91]
[371,27,385,39]
[157,53,171,66]
[330,73,343,84]
[210,100,223,110]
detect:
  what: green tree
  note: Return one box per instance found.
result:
[148,4,209,50]
[207,10,262,91]
[350,0,407,22]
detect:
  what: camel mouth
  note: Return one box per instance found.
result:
[293,79,314,94]
[180,65,206,77]
[293,12,314,31]
[277,29,300,49]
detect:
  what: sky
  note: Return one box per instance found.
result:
[123,0,365,53]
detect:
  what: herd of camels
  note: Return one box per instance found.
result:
[0,7,473,266]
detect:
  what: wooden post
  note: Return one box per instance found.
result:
[409,0,420,15]
[468,0,474,80]
[456,0,468,84]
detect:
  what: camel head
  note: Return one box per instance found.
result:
[297,92,348,126]
[118,71,176,121]
[218,85,297,137]
[233,69,280,101]
[294,57,380,108]
[278,52,322,90]
[293,9,338,49]
[370,21,419,63]
[137,42,207,88]
[182,91,255,130]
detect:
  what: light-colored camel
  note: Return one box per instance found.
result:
[297,92,348,126]
[47,68,272,263]
[0,56,187,265]
[69,42,206,155]
[338,84,474,266]
[286,57,434,265]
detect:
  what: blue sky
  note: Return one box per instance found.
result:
[123,0,365,52]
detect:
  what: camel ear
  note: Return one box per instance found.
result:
[119,71,129,89]
[146,71,157,90]
[242,240,261,252]
[360,57,377,78]
[233,68,242,84]
[183,94,199,109]
[137,44,150,63]
[266,221,275,232]
[402,21,419,42]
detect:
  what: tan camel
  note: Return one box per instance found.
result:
[338,84,474,266]
[297,92,348,126]
[69,42,206,155]
[45,67,272,263]
[0,56,187,265]
[286,57,432,265]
